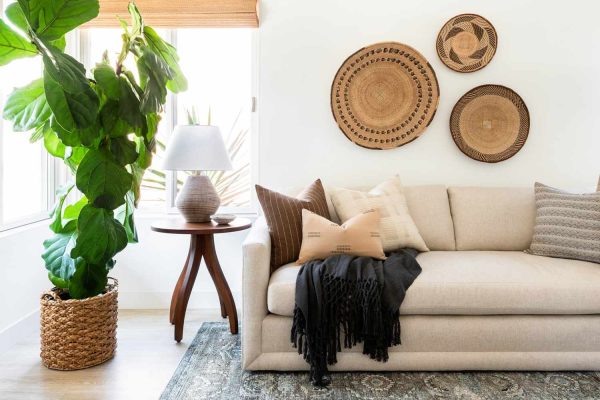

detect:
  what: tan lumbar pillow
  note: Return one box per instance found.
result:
[297,209,386,264]
[330,176,429,252]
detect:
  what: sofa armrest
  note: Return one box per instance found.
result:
[242,216,271,368]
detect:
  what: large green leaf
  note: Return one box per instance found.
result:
[93,63,120,100]
[127,2,144,38]
[137,48,173,114]
[41,43,90,94]
[43,127,66,157]
[143,26,187,93]
[50,116,79,146]
[0,19,38,66]
[48,272,68,289]
[68,261,108,299]
[29,121,47,142]
[2,78,51,131]
[10,3,68,51]
[50,36,66,51]
[76,149,132,209]
[109,136,138,166]
[5,3,29,33]
[42,228,82,284]
[135,135,153,169]
[118,77,144,127]
[49,182,74,232]
[129,159,147,207]
[17,0,99,41]
[63,196,87,221]
[65,145,87,172]
[71,204,127,265]
[100,100,132,138]
[44,70,99,131]
[116,191,137,243]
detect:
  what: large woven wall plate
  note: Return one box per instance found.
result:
[330,42,440,150]
[450,84,530,163]
[437,14,497,73]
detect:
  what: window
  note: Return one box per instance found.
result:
[79,28,255,212]
[0,1,56,230]
[0,19,255,230]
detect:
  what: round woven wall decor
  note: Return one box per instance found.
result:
[330,42,440,150]
[450,84,529,163]
[436,14,497,73]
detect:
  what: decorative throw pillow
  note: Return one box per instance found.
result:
[297,209,386,264]
[256,179,330,271]
[526,182,600,264]
[330,176,429,252]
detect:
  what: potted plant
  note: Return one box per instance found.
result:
[0,1,186,369]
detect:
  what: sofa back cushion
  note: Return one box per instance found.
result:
[448,186,536,250]
[404,185,456,251]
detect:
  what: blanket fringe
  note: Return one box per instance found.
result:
[291,272,401,386]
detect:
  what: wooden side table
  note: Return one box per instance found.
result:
[151,218,252,342]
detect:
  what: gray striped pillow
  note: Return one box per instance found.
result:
[526,182,600,264]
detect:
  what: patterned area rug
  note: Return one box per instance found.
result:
[161,323,600,399]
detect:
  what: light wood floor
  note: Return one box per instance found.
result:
[0,309,225,400]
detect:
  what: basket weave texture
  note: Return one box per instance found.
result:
[40,278,118,370]
[330,42,440,150]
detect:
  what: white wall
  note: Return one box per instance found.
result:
[3,0,600,343]
[258,0,600,190]
[0,224,50,335]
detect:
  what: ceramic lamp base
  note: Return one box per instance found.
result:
[176,175,220,223]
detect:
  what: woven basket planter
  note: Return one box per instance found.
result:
[40,278,118,370]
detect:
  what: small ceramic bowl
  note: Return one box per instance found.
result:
[211,214,236,225]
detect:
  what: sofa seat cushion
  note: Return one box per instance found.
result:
[267,251,600,317]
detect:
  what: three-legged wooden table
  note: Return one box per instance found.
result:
[151,218,252,342]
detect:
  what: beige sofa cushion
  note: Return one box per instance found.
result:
[330,177,429,252]
[448,187,535,250]
[267,251,600,317]
[404,185,455,251]
[297,209,385,264]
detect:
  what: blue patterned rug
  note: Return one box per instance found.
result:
[161,322,600,399]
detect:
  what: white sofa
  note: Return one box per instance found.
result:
[242,185,600,371]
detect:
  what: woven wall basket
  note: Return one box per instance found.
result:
[331,42,440,150]
[40,278,118,370]
[450,84,530,163]
[436,14,497,73]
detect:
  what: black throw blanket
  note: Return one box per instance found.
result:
[291,249,422,386]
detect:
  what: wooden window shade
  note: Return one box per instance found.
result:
[85,0,259,28]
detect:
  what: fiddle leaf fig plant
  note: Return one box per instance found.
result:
[1,1,187,299]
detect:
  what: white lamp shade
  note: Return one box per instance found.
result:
[162,125,233,171]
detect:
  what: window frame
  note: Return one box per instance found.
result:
[0,0,68,231]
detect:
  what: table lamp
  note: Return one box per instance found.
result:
[162,125,232,222]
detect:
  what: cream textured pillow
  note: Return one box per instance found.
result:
[330,176,429,252]
[297,209,386,264]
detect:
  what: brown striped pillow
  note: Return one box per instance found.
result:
[526,182,600,264]
[256,179,330,271]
